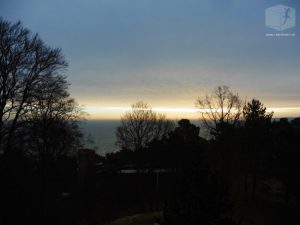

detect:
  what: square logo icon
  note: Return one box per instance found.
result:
[265,4,296,31]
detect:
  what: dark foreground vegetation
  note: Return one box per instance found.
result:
[1,19,300,225]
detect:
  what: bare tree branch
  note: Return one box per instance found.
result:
[116,101,174,151]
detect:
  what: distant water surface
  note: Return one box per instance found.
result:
[79,120,121,155]
[79,120,208,156]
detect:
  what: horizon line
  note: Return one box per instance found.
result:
[83,106,300,120]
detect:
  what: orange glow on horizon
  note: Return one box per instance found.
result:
[83,105,300,120]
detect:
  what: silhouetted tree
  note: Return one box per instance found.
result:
[196,86,243,137]
[116,101,174,151]
[21,73,83,158]
[242,99,273,199]
[196,87,243,194]
[0,18,68,155]
[0,19,83,225]
[162,120,236,225]
[166,119,205,169]
[243,99,273,128]
[271,118,300,205]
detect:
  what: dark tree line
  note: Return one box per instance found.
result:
[0,18,86,225]
[110,91,300,225]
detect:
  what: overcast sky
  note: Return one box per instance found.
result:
[1,0,300,119]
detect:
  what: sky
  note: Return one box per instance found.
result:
[1,0,300,119]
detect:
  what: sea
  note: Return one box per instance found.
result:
[79,120,208,156]
[79,120,121,156]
